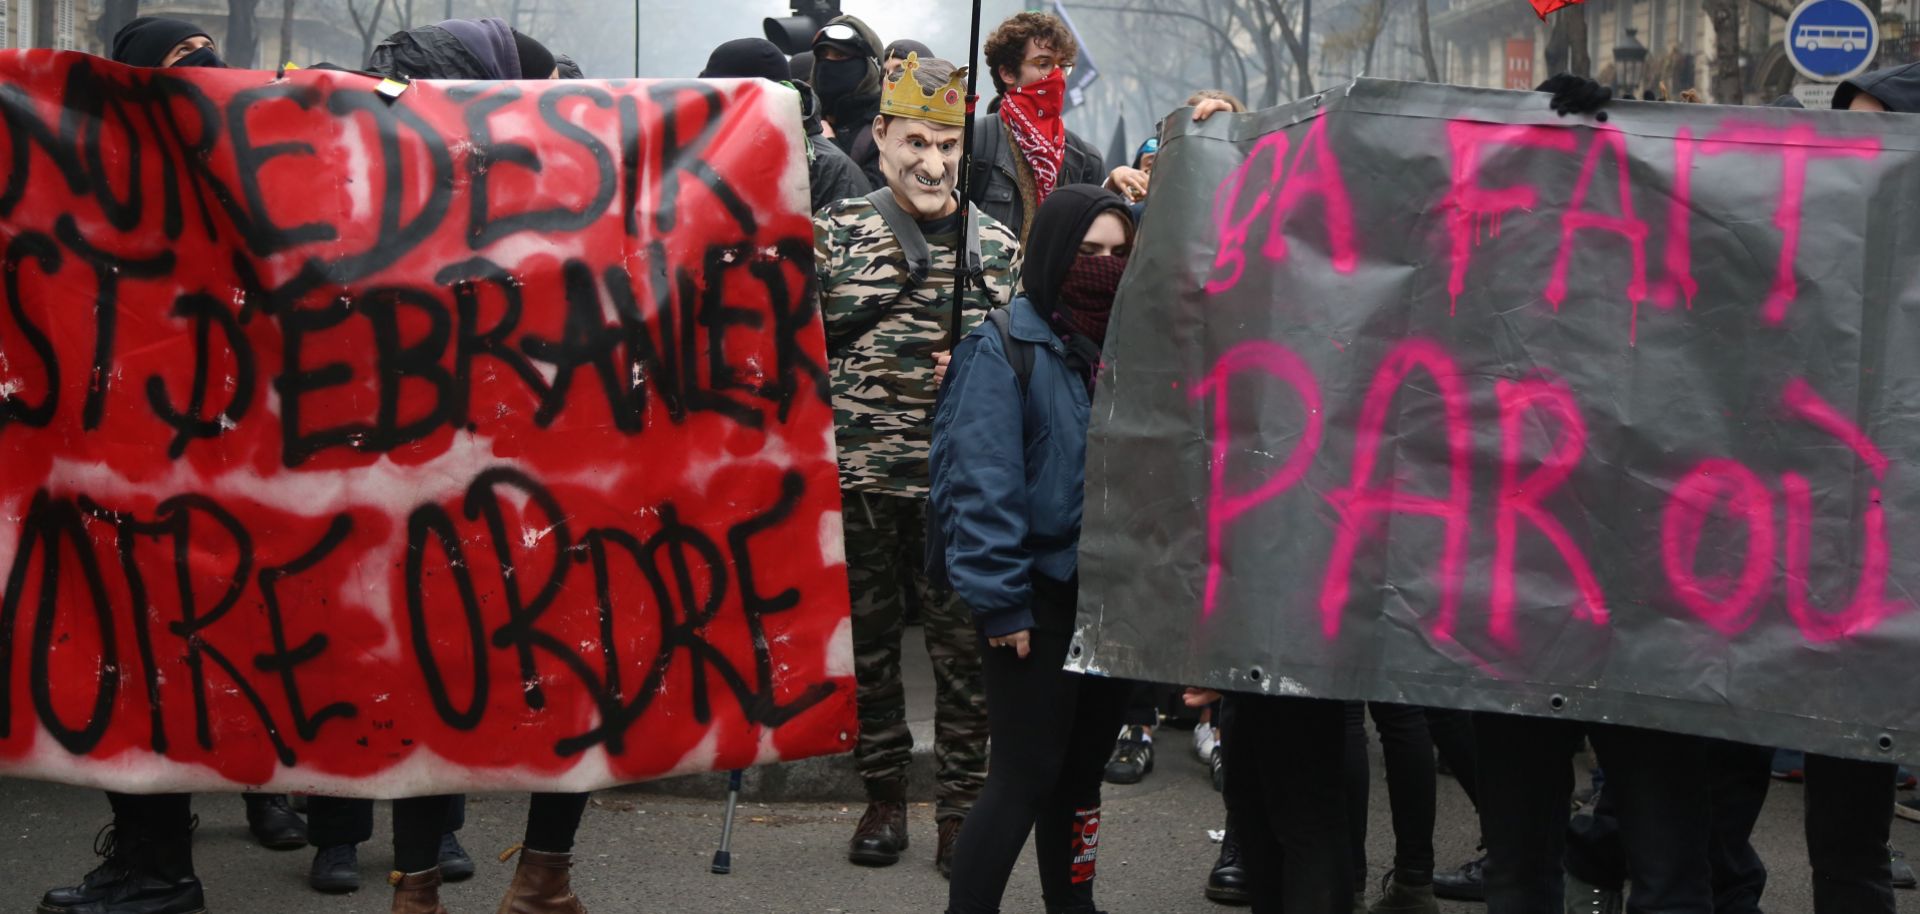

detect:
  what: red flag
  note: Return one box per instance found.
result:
[1530,0,1588,18]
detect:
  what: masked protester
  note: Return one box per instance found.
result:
[969,13,1108,245]
[814,53,1019,880]
[701,37,870,211]
[327,22,589,914]
[811,14,888,189]
[365,16,558,79]
[42,18,303,914]
[929,184,1136,914]
[110,16,228,68]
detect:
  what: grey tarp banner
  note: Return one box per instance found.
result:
[1067,78,1920,763]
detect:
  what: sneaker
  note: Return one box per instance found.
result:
[1432,854,1486,902]
[1193,723,1219,763]
[1104,726,1154,785]
[1772,748,1806,782]
[437,832,474,882]
[308,843,359,893]
[1898,798,1920,823]
[1892,846,1916,890]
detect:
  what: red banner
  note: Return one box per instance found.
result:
[0,51,855,796]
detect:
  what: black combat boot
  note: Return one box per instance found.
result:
[39,816,206,914]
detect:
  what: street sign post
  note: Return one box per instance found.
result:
[1786,0,1880,83]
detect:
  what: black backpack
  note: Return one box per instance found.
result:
[984,306,1037,393]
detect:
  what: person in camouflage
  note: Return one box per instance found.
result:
[815,53,1020,878]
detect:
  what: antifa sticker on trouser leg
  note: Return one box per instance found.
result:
[844,490,988,815]
[1070,806,1101,884]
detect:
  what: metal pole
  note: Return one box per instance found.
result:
[710,769,744,875]
[948,0,986,349]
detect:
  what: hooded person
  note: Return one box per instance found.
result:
[813,52,1019,881]
[789,50,816,83]
[883,38,933,78]
[110,16,225,67]
[967,12,1109,246]
[701,37,870,210]
[811,14,888,187]
[928,185,1137,914]
[1834,62,1920,113]
[364,16,557,80]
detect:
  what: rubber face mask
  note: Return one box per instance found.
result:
[876,116,963,220]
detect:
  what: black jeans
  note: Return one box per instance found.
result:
[1563,739,1771,914]
[1224,693,1353,914]
[947,578,1129,914]
[1121,680,1161,729]
[392,793,590,873]
[1475,713,1714,914]
[1346,702,1440,886]
[1426,708,1480,810]
[308,795,467,848]
[106,792,194,839]
[1804,752,1895,914]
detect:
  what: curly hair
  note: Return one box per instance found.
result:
[984,12,1077,95]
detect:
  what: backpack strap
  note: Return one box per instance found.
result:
[864,188,931,285]
[986,307,1035,394]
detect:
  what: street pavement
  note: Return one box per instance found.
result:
[5,742,1920,913]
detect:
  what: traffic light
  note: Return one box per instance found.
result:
[764,0,843,54]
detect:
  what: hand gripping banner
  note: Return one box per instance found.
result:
[1070,79,1920,763]
[0,51,855,796]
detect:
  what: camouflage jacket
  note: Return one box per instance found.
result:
[816,197,1021,497]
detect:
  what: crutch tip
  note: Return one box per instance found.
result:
[710,851,732,875]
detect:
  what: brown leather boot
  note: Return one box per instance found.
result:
[495,847,586,914]
[389,868,450,914]
[934,816,963,879]
[847,779,908,867]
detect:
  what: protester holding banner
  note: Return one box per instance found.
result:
[815,53,1016,879]
[970,12,1109,245]
[699,37,871,213]
[930,184,1136,914]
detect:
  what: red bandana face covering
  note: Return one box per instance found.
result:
[999,68,1068,204]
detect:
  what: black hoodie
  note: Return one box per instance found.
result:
[1834,62,1920,113]
[1020,184,1132,320]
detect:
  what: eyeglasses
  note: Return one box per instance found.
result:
[1024,55,1074,75]
[814,23,870,54]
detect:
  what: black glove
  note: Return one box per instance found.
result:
[1536,73,1612,122]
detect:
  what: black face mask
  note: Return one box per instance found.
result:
[813,56,868,103]
[172,46,228,68]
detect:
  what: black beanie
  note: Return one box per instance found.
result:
[788,51,815,83]
[111,16,211,68]
[512,28,555,79]
[701,37,789,81]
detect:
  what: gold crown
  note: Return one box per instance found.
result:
[878,53,969,127]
